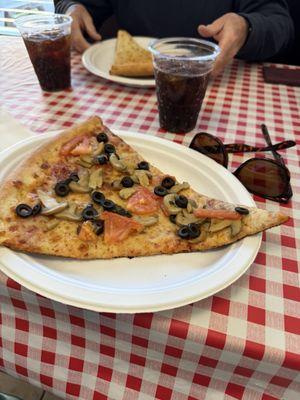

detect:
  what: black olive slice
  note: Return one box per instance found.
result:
[64,172,79,184]
[177,226,190,239]
[104,143,116,154]
[169,215,177,224]
[91,191,105,205]
[114,205,132,218]
[82,205,98,221]
[55,181,70,197]
[32,203,42,216]
[235,207,250,215]
[121,176,134,188]
[154,186,168,197]
[175,195,188,208]
[97,154,108,165]
[96,132,108,143]
[137,161,149,170]
[93,219,104,235]
[15,204,32,218]
[102,199,115,211]
[162,177,175,189]
[69,172,79,182]
[187,223,200,239]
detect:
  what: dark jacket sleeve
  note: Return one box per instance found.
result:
[54,0,77,14]
[54,0,113,28]
[236,0,294,61]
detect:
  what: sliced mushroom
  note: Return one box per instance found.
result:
[163,194,182,215]
[55,202,82,222]
[131,173,139,184]
[187,199,198,213]
[93,142,104,156]
[89,168,103,189]
[132,170,151,187]
[69,181,90,193]
[81,155,94,164]
[209,218,232,233]
[77,159,92,168]
[197,197,208,209]
[111,179,123,191]
[183,208,200,219]
[231,219,242,237]
[122,159,136,175]
[37,190,60,209]
[133,215,158,227]
[69,169,91,193]
[41,202,69,216]
[170,181,190,193]
[127,167,135,176]
[109,153,127,172]
[175,211,203,226]
[37,190,69,215]
[43,219,60,231]
[119,187,136,200]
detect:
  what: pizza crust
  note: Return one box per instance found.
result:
[110,62,154,77]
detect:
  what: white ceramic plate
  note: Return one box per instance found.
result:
[82,37,156,88]
[0,132,261,313]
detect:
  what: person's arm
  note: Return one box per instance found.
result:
[198,0,294,76]
[54,1,113,53]
[236,0,294,61]
[54,1,113,28]
[198,13,250,77]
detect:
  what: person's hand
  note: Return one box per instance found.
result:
[198,13,249,77]
[66,4,101,53]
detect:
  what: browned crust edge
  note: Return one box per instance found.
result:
[110,63,154,77]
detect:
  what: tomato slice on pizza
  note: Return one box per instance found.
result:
[102,211,143,244]
[127,187,159,215]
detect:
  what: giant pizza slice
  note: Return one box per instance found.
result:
[0,116,288,259]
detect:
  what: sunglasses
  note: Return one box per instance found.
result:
[189,124,296,203]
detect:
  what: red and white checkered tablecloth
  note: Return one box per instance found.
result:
[0,36,300,400]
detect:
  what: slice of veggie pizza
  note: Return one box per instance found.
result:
[0,116,288,259]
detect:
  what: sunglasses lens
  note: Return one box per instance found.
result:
[234,159,288,198]
[190,133,227,166]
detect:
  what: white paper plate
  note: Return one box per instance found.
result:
[82,37,156,88]
[0,132,261,313]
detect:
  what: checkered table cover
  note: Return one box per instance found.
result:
[0,36,299,400]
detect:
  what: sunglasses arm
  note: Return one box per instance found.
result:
[261,124,288,167]
[224,140,296,154]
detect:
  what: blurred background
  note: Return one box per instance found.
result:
[0,1,54,35]
[0,0,298,65]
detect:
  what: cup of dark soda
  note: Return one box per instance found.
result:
[15,14,72,92]
[149,38,220,133]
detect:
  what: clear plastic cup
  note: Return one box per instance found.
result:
[149,38,220,133]
[15,14,72,92]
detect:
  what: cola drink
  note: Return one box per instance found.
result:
[155,68,209,133]
[23,31,71,92]
[16,14,72,92]
[149,38,220,133]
